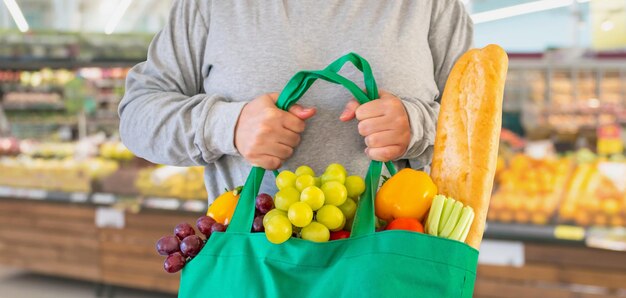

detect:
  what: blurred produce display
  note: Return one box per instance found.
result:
[1,67,130,139]
[25,142,75,158]
[489,154,573,225]
[0,156,118,192]
[99,140,134,161]
[0,31,152,63]
[489,148,626,228]
[560,160,626,227]
[0,137,21,156]
[135,166,208,200]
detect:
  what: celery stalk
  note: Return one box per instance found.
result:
[450,206,474,241]
[439,201,463,238]
[459,210,474,243]
[438,197,455,235]
[426,195,445,236]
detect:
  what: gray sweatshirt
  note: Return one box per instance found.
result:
[119,0,472,201]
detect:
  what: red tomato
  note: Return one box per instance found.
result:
[385,218,424,233]
[329,230,351,240]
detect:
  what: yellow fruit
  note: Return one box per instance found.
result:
[288,202,313,228]
[265,215,292,244]
[206,187,241,225]
[301,222,330,242]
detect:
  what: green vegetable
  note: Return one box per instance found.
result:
[439,201,463,238]
[425,195,475,243]
[438,197,455,235]
[449,206,474,241]
[426,195,445,236]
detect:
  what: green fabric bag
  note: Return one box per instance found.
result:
[179,53,478,298]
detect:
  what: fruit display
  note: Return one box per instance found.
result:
[488,154,573,225]
[0,137,21,156]
[99,141,134,161]
[263,163,366,244]
[24,142,75,158]
[559,160,626,227]
[0,156,118,192]
[135,166,207,200]
[488,150,626,228]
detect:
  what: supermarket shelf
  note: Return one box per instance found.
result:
[4,104,66,111]
[0,58,142,70]
[484,222,586,244]
[0,186,206,213]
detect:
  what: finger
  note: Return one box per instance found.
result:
[288,104,317,120]
[377,89,395,98]
[282,112,306,133]
[275,129,301,147]
[357,116,393,137]
[254,155,282,170]
[339,99,360,122]
[355,100,386,121]
[365,145,404,162]
[257,142,294,160]
[266,92,280,102]
[364,131,398,149]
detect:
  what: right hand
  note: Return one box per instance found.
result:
[234,93,316,170]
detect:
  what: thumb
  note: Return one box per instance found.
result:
[340,99,360,122]
[288,104,317,120]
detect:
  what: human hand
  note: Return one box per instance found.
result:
[339,90,410,161]
[235,93,316,169]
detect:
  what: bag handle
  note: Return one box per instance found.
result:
[228,53,396,238]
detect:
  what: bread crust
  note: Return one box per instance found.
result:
[430,44,508,249]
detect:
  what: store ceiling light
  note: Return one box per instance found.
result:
[3,0,29,32]
[104,0,133,35]
[472,0,590,24]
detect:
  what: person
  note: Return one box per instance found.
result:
[119,0,472,201]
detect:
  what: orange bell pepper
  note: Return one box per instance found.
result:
[206,186,242,225]
[375,169,437,222]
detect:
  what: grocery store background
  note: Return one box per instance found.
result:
[1,0,625,297]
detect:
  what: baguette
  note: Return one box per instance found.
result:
[430,44,508,249]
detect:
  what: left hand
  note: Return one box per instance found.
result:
[339,90,411,162]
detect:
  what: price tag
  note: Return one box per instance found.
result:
[145,198,180,210]
[478,240,525,267]
[0,186,13,197]
[25,189,47,200]
[586,227,626,251]
[95,207,125,229]
[525,140,554,159]
[181,200,207,212]
[70,192,89,203]
[554,225,585,241]
[598,162,626,192]
[92,193,116,205]
[597,124,623,155]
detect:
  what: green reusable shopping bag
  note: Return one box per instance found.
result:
[179,53,479,298]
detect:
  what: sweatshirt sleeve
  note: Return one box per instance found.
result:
[118,0,246,166]
[399,0,473,169]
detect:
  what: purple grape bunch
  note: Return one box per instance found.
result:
[251,193,275,233]
[156,192,276,273]
[156,215,223,274]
